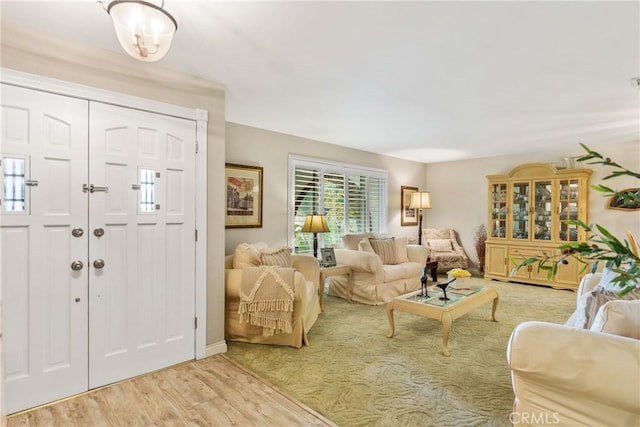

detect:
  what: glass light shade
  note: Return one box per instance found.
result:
[409,191,432,209]
[108,0,177,62]
[301,215,330,233]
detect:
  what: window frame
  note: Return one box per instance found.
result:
[288,154,388,252]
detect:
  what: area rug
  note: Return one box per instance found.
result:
[225,278,576,426]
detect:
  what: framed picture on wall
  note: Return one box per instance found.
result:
[225,163,263,228]
[401,185,418,226]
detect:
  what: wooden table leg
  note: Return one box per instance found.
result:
[386,303,396,338]
[491,295,499,321]
[318,273,325,312]
[441,312,452,357]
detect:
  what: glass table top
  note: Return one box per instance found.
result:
[405,285,484,307]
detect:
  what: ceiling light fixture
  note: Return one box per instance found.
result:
[104,0,177,62]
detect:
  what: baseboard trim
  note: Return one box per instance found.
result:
[204,340,227,358]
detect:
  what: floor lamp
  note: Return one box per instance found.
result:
[409,191,431,246]
[301,213,330,259]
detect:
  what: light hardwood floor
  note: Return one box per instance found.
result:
[5,355,334,427]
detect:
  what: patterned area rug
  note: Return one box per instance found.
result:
[226,278,576,426]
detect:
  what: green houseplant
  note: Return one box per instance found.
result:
[512,144,640,295]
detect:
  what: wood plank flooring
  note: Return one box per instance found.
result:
[4,355,334,427]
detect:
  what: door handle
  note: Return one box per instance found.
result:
[71,260,84,271]
[83,184,109,193]
[94,228,105,237]
[93,259,105,269]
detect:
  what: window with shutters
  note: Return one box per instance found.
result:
[289,155,388,254]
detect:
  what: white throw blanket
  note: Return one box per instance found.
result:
[239,266,295,336]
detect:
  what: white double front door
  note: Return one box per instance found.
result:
[1,84,196,414]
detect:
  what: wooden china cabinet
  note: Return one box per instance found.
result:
[484,163,592,290]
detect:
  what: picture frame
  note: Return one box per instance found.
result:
[321,248,337,267]
[225,163,263,228]
[401,185,419,226]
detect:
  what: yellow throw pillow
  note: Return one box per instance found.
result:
[369,238,397,265]
[260,246,293,268]
[233,243,262,269]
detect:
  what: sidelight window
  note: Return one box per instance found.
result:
[140,168,156,212]
[2,157,26,212]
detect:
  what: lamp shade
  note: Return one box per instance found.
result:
[409,191,432,209]
[107,0,178,62]
[301,214,330,233]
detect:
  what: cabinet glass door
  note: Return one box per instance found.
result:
[490,183,507,238]
[558,179,580,242]
[511,182,529,240]
[533,180,552,241]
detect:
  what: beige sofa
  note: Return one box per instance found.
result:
[329,233,429,305]
[507,272,640,426]
[224,244,321,348]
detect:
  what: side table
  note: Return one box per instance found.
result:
[319,264,353,311]
[425,260,438,283]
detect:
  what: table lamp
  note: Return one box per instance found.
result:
[409,191,431,245]
[301,213,330,258]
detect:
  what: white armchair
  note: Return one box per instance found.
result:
[507,273,640,426]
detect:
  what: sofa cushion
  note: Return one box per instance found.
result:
[394,236,409,264]
[233,243,263,269]
[343,233,374,250]
[590,300,640,339]
[383,261,422,282]
[260,246,293,268]
[427,239,453,252]
[358,238,375,253]
[575,287,640,329]
[369,238,396,265]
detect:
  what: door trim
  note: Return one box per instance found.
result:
[1,68,208,360]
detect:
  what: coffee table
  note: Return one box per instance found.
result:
[386,285,499,356]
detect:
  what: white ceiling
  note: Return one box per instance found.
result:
[2,0,639,163]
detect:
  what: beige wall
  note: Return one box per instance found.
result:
[225,123,428,254]
[1,24,227,347]
[426,140,640,271]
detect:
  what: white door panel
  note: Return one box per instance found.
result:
[88,102,195,388]
[2,85,197,414]
[1,84,89,414]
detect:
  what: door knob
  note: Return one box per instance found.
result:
[94,228,104,237]
[71,260,84,271]
[93,259,105,269]
[72,228,84,237]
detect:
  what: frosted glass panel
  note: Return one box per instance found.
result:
[140,168,155,213]
[3,157,26,212]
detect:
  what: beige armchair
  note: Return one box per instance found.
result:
[421,228,469,272]
[507,273,640,426]
[329,234,429,305]
[224,246,321,348]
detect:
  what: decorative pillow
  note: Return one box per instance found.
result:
[233,243,262,269]
[342,233,374,250]
[575,287,640,329]
[590,300,640,339]
[394,236,409,263]
[358,238,375,253]
[369,238,397,265]
[427,239,453,253]
[260,246,293,268]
